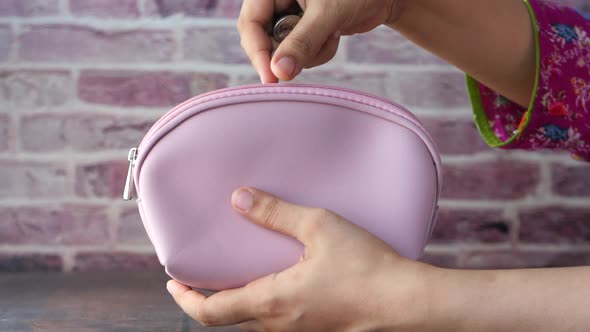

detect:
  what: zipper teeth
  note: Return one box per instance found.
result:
[138,83,423,152]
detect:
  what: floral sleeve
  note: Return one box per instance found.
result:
[466,0,590,161]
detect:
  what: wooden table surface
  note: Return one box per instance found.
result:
[0,273,241,332]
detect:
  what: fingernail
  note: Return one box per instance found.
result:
[276,56,296,77]
[333,30,341,39]
[233,188,254,212]
[166,280,176,295]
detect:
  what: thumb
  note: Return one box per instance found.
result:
[231,187,321,243]
[271,10,340,80]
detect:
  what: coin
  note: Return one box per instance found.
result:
[273,15,301,42]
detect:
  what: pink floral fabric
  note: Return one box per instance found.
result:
[469,0,590,161]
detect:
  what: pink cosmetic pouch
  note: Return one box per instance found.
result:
[124,83,442,291]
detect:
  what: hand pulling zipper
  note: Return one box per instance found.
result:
[123,147,138,201]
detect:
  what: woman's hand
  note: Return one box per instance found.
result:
[237,0,405,83]
[166,187,432,331]
[237,0,535,106]
[166,188,590,331]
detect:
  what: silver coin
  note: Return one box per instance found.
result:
[273,15,301,42]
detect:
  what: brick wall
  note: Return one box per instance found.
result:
[1,0,589,273]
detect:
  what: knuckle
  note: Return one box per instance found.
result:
[259,290,285,317]
[196,305,215,327]
[240,38,247,52]
[310,207,333,222]
[303,208,332,234]
[237,15,246,28]
[261,197,280,229]
[245,51,256,65]
[236,17,249,34]
[287,33,314,57]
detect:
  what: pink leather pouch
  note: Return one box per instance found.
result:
[123,83,442,291]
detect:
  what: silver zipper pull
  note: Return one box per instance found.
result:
[123,147,138,201]
[273,15,300,43]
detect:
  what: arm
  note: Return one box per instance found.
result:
[415,266,590,331]
[238,0,590,160]
[392,0,590,161]
[166,188,590,331]
[389,0,537,108]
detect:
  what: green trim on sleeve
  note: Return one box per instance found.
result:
[465,0,541,148]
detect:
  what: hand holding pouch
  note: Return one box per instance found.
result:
[124,83,442,291]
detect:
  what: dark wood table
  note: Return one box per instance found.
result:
[0,273,241,332]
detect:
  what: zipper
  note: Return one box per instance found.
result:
[127,83,439,200]
[123,147,138,201]
[137,83,422,153]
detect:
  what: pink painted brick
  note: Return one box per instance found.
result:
[0,70,74,108]
[190,72,230,95]
[0,205,110,245]
[0,161,68,198]
[21,113,155,152]
[150,0,242,17]
[430,208,510,244]
[441,160,541,200]
[184,27,249,64]
[0,25,11,62]
[78,70,192,107]
[0,254,62,272]
[519,207,590,244]
[118,206,151,245]
[143,0,159,16]
[234,73,262,86]
[73,252,161,272]
[69,0,139,18]
[0,0,59,17]
[419,252,458,268]
[76,160,128,198]
[421,118,490,155]
[551,163,590,197]
[20,25,175,63]
[0,114,11,151]
[296,70,389,97]
[392,71,470,109]
[462,250,590,269]
[347,27,448,65]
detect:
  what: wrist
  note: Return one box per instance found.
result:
[421,268,507,332]
[419,266,466,332]
[380,263,478,332]
[369,258,439,332]
[409,264,452,332]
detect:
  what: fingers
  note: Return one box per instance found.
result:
[231,187,325,244]
[271,9,340,80]
[238,0,278,83]
[304,32,340,69]
[167,280,256,326]
[275,0,296,12]
[238,320,263,331]
[171,186,343,328]
[168,270,292,327]
[253,47,279,84]
[167,280,208,321]
[239,0,340,81]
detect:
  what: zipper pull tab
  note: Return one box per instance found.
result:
[123,147,138,201]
